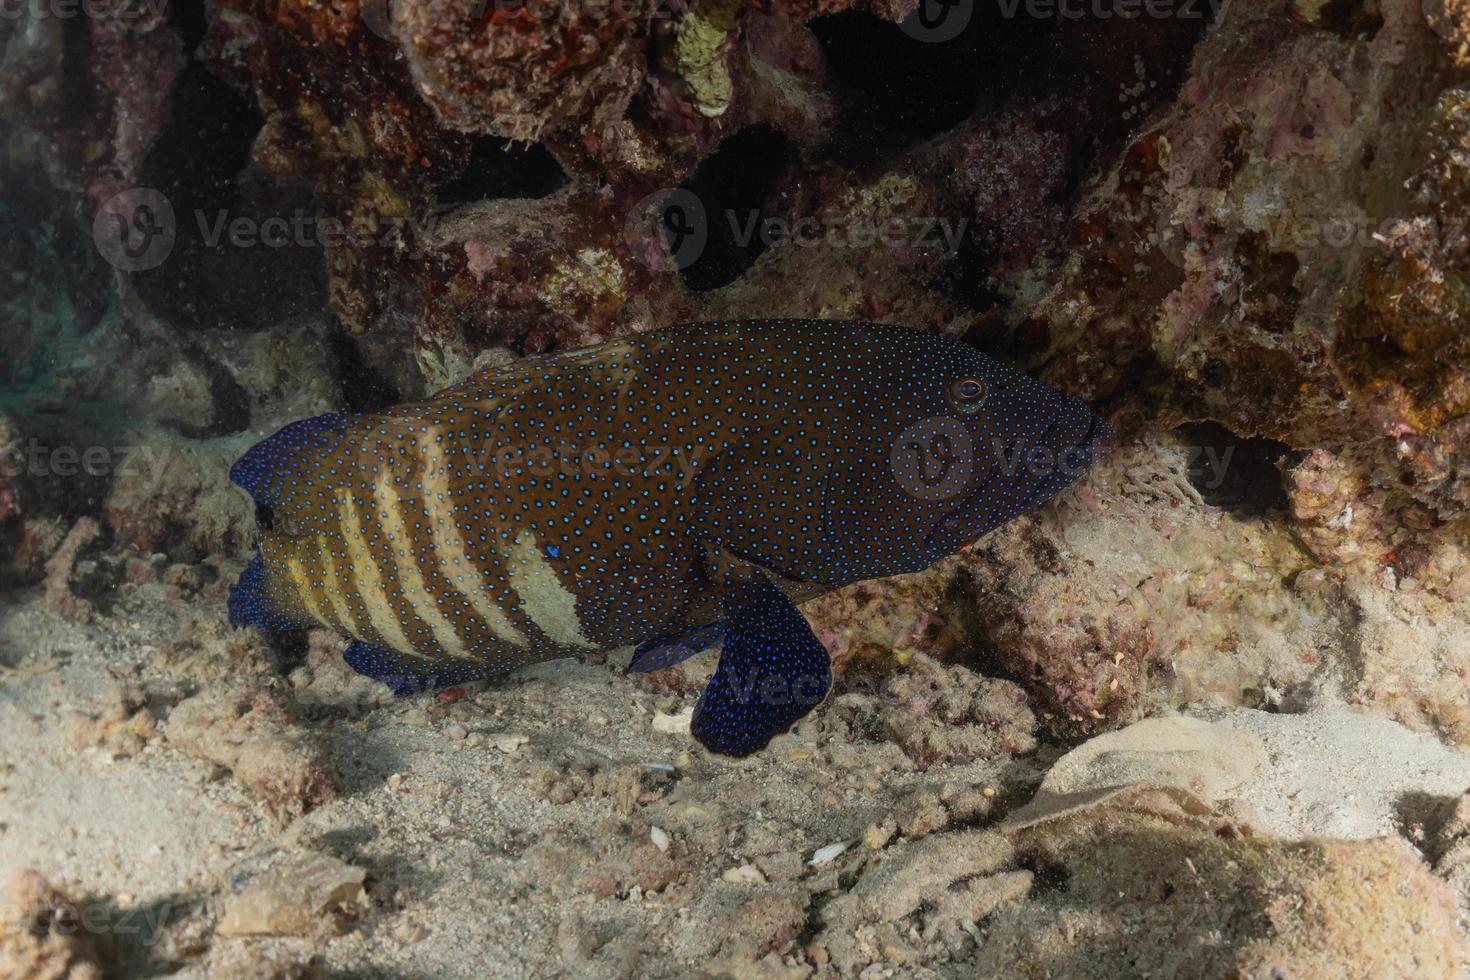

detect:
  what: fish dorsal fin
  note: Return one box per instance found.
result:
[229,413,351,510]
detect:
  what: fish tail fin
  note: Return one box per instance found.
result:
[230,413,347,510]
[228,553,305,632]
[230,416,348,634]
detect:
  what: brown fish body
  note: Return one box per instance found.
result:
[230,319,1111,751]
[251,322,844,679]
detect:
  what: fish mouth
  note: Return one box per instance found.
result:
[1076,411,1116,468]
[1039,399,1114,481]
[924,404,1113,551]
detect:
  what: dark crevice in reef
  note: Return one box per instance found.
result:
[1313,0,1384,39]
[1016,850,1072,896]
[263,628,312,680]
[435,138,570,206]
[811,2,1213,165]
[168,0,210,53]
[809,9,1033,153]
[812,2,1214,316]
[133,63,325,333]
[1175,422,1299,515]
[0,177,111,389]
[58,16,103,125]
[191,353,254,438]
[675,124,796,292]
[950,237,1021,315]
[327,327,402,413]
[1237,233,1303,334]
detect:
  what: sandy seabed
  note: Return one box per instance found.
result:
[3,569,1470,979]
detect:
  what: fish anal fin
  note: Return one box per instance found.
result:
[342,639,484,697]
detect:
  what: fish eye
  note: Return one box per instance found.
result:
[948,377,988,409]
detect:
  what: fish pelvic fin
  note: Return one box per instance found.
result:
[691,571,830,757]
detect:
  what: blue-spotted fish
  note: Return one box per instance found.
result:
[228,319,1112,756]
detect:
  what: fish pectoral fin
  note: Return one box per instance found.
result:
[627,622,724,674]
[691,571,831,758]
